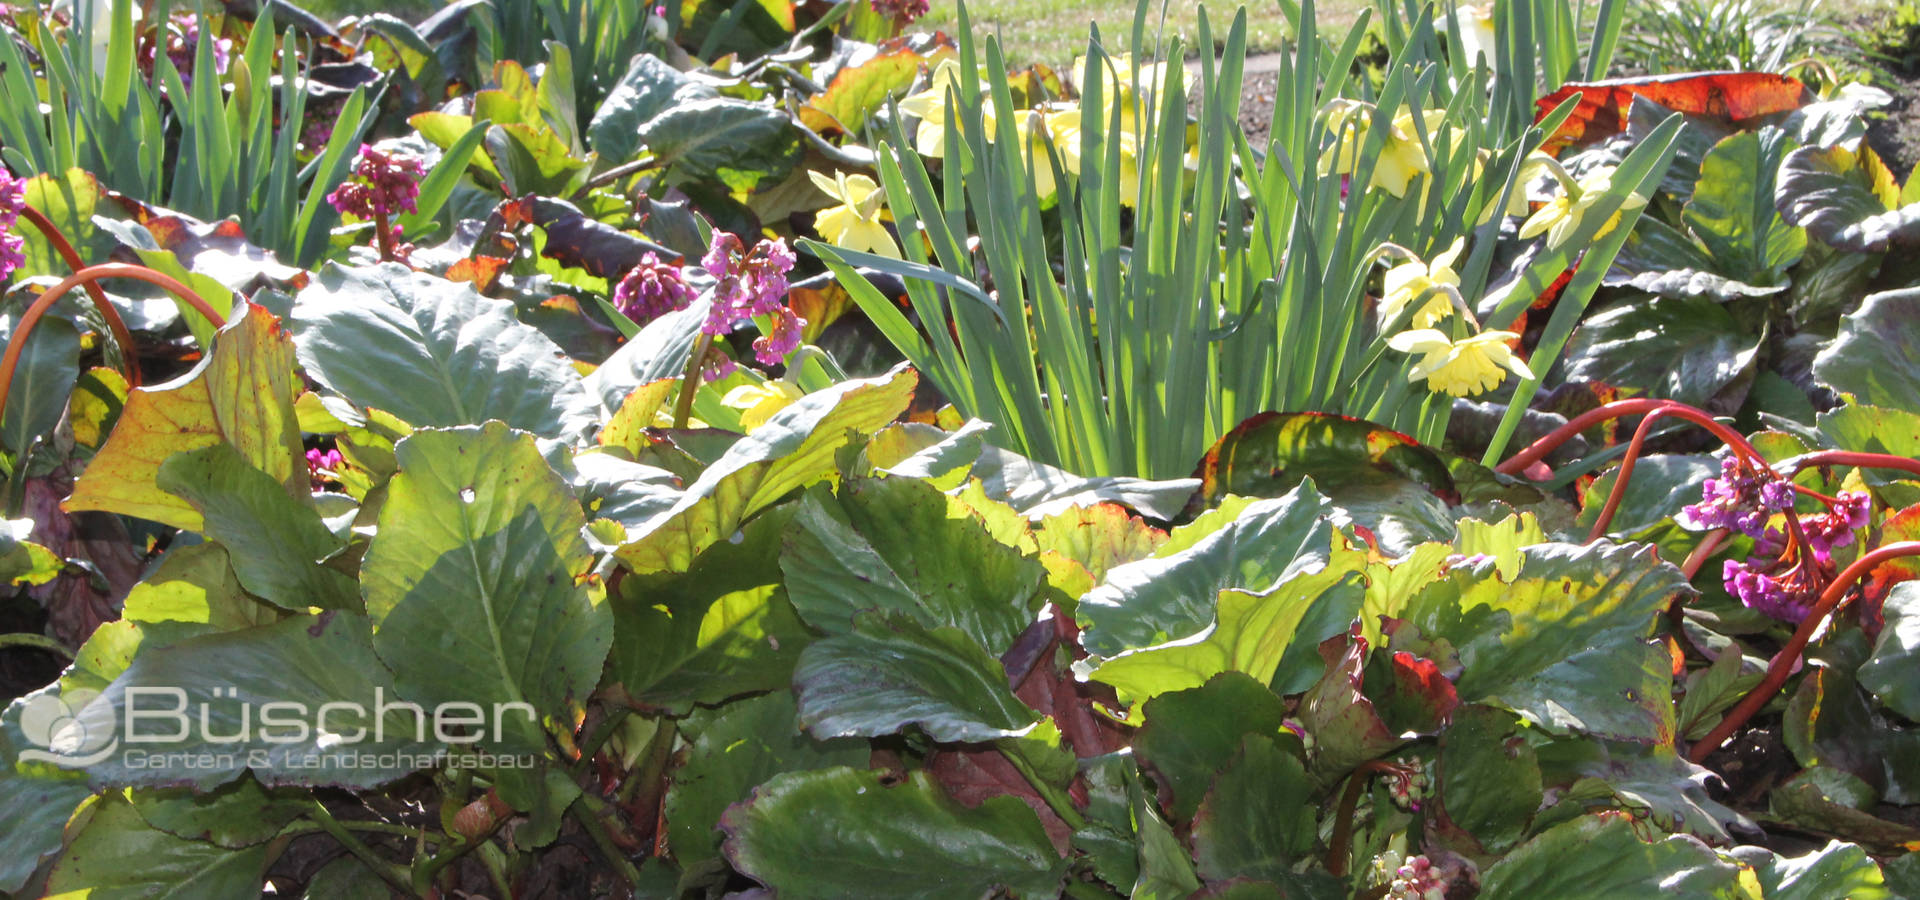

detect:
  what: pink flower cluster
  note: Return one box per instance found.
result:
[869,0,930,27]
[701,232,804,369]
[612,252,695,325]
[326,146,426,220]
[1722,490,1871,622]
[305,447,344,490]
[1385,855,1446,900]
[0,168,25,282]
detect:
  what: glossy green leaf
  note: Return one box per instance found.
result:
[46,793,270,899]
[586,54,717,163]
[1191,735,1317,883]
[720,768,1068,899]
[1132,672,1290,820]
[1561,297,1760,408]
[1087,564,1364,706]
[1682,128,1804,281]
[782,476,1045,652]
[1813,287,1920,412]
[289,264,600,439]
[641,98,803,193]
[1860,582,1920,721]
[1439,706,1541,853]
[363,423,609,754]
[79,613,444,791]
[794,614,1041,743]
[1747,841,1891,900]
[129,777,307,849]
[666,692,867,867]
[1405,542,1688,741]
[0,686,94,894]
[1777,143,1920,253]
[1077,481,1338,658]
[1479,814,1746,899]
[0,312,80,456]
[615,365,917,573]
[610,504,812,710]
[156,444,357,611]
[68,304,307,530]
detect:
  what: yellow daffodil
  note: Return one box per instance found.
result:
[721,381,806,431]
[1380,239,1466,329]
[1041,103,1143,205]
[809,170,899,258]
[899,59,965,158]
[1320,103,1450,198]
[1449,3,1496,70]
[1518,165,1647,248]
[1387,329,1534,397]
[1072,52,1173,114]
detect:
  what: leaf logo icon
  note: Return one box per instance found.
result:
[17,688,118,767]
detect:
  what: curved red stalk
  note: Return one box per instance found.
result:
[0,264,225,420]
[17,206,143,389]
[1686,541,1920,763]
[1495,399,1764,476]
[1584,407,1673,542]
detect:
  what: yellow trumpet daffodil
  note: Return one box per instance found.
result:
[1321,103,1450,198]
[1387,329,1534,397]
[1380,239,1466,329]
[721,380,806,431]
[1518,165,1647,249]
[809,170,899,258]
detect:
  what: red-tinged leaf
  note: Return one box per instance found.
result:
[799,37,956,135]
[787,278,856,344]
[1299,628,1400,775]
[1864,503,1920,623]
[1535,72,1809,154]
[446,255,509,292]
[925,748,1075,854]
[1365,650,1461,737]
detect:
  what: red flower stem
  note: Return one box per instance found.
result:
[1790,451,1920,481]
[372,209,397,263]
[1495,399,1764,476]
[1686,541,1920,764]
[1788,483,1845,506]
[18,205,142,389]
[1681,529,1727,582]
[1586,407,1673,542]
[0,264,225,420]
[1326,759,1404,877]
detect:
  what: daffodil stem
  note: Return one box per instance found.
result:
[672,333,715,429]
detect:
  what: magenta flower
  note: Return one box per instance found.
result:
[612,252,695,325]
[1679,456,1794,537]
[0,168,26,283]
[306,447,345,490]
[1724,558,1815,623]
[326,146,426,220]
[697,231,805,370]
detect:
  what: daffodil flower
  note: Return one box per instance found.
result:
[1321,103,1449,198]
[1449,3,1496,70]
[721,380,806,431]
[899,59,965,158]
[1380,239,1466,329]
[1387,329,1533,397]
[1041,104,1143,205]
[1518,165,1647,248]
[809,170,899,258]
